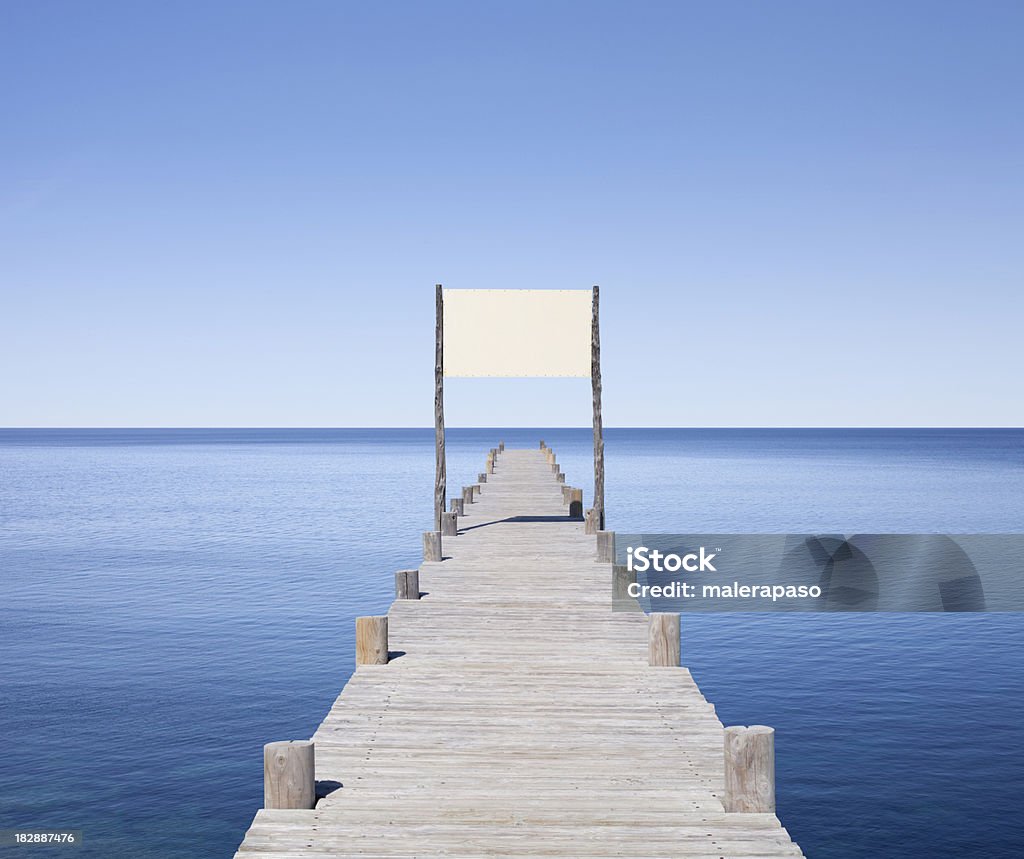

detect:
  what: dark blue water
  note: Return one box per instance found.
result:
[2,429,1023,857]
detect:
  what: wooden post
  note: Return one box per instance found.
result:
[423,530,442,562]
[263,741,315,809]
[596,530,615,563]
[470,484,480,500]
[450,497,464,516]
[434,284,446,532]
[486,459,494,475]
[648,613,680,666]
[568,488,583,519]
[395,569,420,600]
[539,440,545,449]
[584,507,599,535]
[591,285,605,529]
[478,472,487,483]
[612,564,638,609]
[499,441,504,452]
[550,462,559,474]
[724,726,776,813]
[440,511,458,536]
[356,615,389,665]
[556,472,565,483]
[561,485,571,503]
[462,486,474,506]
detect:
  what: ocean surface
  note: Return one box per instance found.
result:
[1,428,1023,858]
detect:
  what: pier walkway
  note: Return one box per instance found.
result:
[235,446,805,858]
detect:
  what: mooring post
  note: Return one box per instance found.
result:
[486,458,494,475]
[450,497,464,516]
[584,507,599,534]
[499,440,504,452]
[568,488,583,519]
[612,564,638,608]
[478,472,487,483]
[395,569,420,600]
[263,740,315,809]
[648,613,680,666]
[356,615,389,665]
[539,440,545,449]
[556,472,565,483]
[596,530,615,563]
[462,486,474,506]
[724,726,776,813]
[471,484,480,500]
[561,485,571,503]
[440,511,458,536]
[423,530,442,562]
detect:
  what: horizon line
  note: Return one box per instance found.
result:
[2,426,1022,431]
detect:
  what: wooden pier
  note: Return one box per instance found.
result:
[235,444,805,858]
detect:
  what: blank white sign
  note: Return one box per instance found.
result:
[443,289,592,378]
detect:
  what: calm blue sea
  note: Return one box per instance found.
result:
[2,429,1023,858]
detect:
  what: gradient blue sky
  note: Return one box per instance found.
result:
[2,1,1021,427]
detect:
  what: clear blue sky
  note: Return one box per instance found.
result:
[2,1,1021,427]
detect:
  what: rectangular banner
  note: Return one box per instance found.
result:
[443,289,592,377]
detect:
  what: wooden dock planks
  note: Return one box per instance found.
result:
[235,447,805,858]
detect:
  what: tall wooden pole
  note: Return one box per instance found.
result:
[435,284,446,531]
[591,285,605,529]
